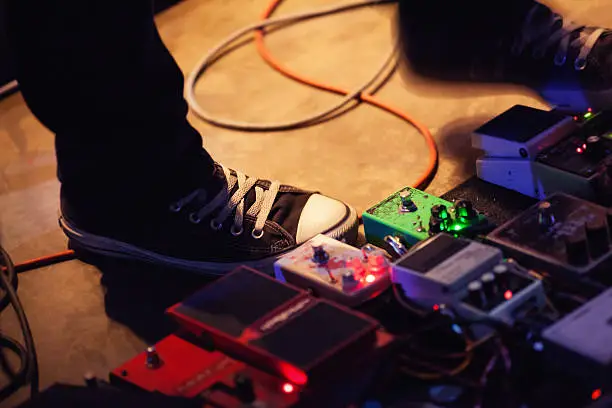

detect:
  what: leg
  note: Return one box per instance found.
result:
[6,0,214,201]
[6,0,358,274]
[397,0,612,111]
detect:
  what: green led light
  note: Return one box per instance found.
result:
[584,112,593,119]
[453,224,464,231]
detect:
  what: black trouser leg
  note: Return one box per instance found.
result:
[6,0,215,201]
[397,0,538,74]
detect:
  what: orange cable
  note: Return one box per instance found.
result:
[6,250,76,273]
[254,0,438,189]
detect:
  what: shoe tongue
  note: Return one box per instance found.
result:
[210,165,309,228]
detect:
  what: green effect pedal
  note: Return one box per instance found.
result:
[363,187,489,248]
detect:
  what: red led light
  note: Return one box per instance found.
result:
[592,389,602,400]
[588,107,593,112]
[576,147,583,153]
[583,143,587,149]
[574,116,579,121]
[433,304,440,311]
[282,383,295,394]
[365,274,376,283]
[347,257,365,278]
[504,290,513,300]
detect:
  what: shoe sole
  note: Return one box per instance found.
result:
[59,205,359,276]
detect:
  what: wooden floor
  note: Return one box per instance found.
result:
[0,0,610,405]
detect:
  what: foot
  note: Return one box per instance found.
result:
[398,2,612,112]
[59,163,358,275]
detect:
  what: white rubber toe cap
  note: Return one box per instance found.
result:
[296,194,349,244]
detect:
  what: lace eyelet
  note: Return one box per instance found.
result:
[189,213,201,224]
[574,58,587,71]
[251,229,264,239]
[231,225,244,236]
[169,203,182,212]
[554,53,566,66]
[210,219,223,231]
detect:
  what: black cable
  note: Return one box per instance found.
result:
[0,334,29,399]
[0,245,39,402]
[0,253,18,313]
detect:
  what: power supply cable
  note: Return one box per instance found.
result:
[0,245,39,402]
[185,0,395,131]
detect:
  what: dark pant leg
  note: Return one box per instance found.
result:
[5,0,215,200]
[397,0,538,77]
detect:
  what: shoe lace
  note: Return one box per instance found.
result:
[169,165,280,239]
[512,5,605,70]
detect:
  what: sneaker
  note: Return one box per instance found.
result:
[59,163,358,275]
[398,1,612,112]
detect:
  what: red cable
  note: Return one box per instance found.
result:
[254,0,438,190]
[1,250,76,274]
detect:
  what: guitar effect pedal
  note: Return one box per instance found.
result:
[486,193,612,280]
[274,234,391,307]
[391,234,545,335]
[474,105,612,202]
[362,187,489,248]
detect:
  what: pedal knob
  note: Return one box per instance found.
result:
[481,272,496,297]
[565,229,590,265]
[234,374,256,403]
[493,264,509,290]
[428,217,444,235]
[312,245,329,265]
[586,135,604,159]
[454,200,477,220]
[537,201,556,228]
[467,280,484,308]
[145,346,162,369]
[399,189,417,212]
[586,217,610,259]
[431,204,449,221]
[342,272,359,290]
[347,257,365,278]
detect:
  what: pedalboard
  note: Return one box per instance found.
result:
[486,193,612,280]
[362,186,489,248]
[273,234,391,306]
[392,234,545,329]
[542,288,612,386]
[474,105,612,202]
[167,266,380,388]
